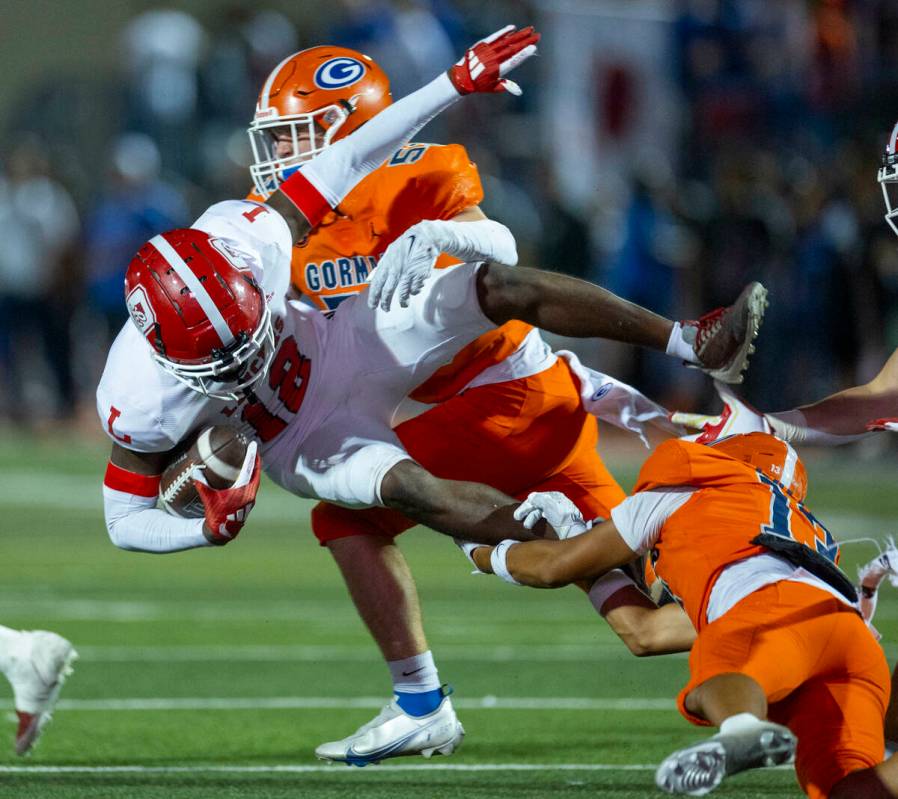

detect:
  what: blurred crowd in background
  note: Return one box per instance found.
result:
[2,0,898,437]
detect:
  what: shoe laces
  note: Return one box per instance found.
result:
[692,307,727,353]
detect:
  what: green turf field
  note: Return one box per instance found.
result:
[0,432,895,798]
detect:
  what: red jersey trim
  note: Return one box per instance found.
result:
[104,462,161,498]
[279,170,331,228]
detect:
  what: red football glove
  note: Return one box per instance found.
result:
[448,25,540,97]
[193,442,261,545]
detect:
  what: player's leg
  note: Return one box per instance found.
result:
[0,624,77,755]
[656,582,830,795]
[659,676,795,795]
[311,503,463,765]
[476,263,768,383]
[830,765,896,799]
[779,677,891,799]
[309,363,616,765]
[682,673,768,724]
[660,582,889,796]
[768,605,890,799]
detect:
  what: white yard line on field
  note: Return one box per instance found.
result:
[0,762,756,774]
[68,643,682,662]
[0,696,677,712]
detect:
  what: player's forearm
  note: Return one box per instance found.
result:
[380,461,545,545]
[600,589,696,657]
[767,350,898,440]
[472,537,612,588]
[270,73,461,244]
[103,487,209,553]
[780,386,896,437]
[476,263,673,350]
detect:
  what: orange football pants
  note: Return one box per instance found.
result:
[677,580,890,799]
[311,358,626,542]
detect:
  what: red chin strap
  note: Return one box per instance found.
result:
[104,462,161,498]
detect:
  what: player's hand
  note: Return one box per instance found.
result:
[514,491,592,540]
[193,442,261,545]
[448,25,540,97]
[670,381,771,443]
[867,418,898,432]
[367,221,440,310]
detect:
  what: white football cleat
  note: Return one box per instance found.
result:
[671,381,771,444]
[655,719,795,796]
[5,631,78,756]
[315,688,464,767]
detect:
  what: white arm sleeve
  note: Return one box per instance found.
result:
[423,219,518,266]
[103,487,210,553]
[610,489,695,555]
[301,73,460,208]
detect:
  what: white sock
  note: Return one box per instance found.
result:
[0,625,23,674]
[719,712,763,734]
[388,651,441,694]
[666,322,700,364]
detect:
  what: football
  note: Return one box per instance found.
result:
[159,426,250,519]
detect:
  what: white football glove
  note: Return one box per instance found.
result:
[513,491,593,540]
[671,380,771,443]
[367,221,441,311]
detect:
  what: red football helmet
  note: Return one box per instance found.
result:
[247,45,392,197]
[710,432,808,502]
[125,229,274,401]
[880,120,898,237]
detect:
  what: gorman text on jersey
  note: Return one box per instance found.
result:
[304,256,378,292]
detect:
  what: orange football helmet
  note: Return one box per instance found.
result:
[710,432,808,502]
[248,46,392,197]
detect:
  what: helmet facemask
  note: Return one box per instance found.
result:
[248,102,354,198]
[879,150,898,238]
[152,304,275,402]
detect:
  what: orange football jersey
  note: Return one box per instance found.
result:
[632,438,842,630]
[249,141,532,403]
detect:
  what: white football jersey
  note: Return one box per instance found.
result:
[97,199,294,452]
[97,198,496,507]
